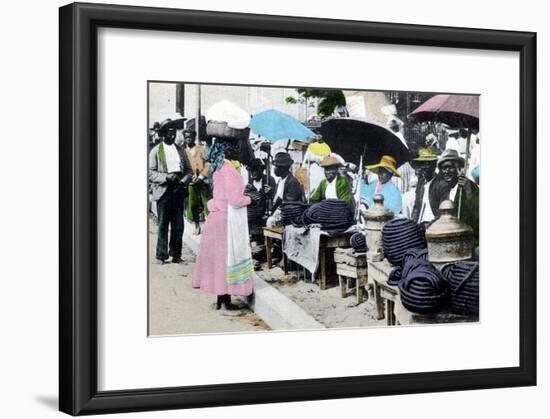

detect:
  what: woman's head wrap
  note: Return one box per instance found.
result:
[204,138,240,180]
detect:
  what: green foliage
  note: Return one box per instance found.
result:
[285,88,346,117]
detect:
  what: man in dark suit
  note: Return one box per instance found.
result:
[244,158,276,268]
[267,152,305,227]
[149,120,193,264]
[244,158,276,229]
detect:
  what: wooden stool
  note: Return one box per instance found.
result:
[335,248,368,304]
[318,233,352,290]
[375,280,398,325]
[367,259,398,324]
[262,226,287,274]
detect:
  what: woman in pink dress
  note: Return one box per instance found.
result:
[192,138,254,310]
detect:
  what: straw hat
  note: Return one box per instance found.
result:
[413,147,440,162]
[366,155,401,178]
[320,155,343,168]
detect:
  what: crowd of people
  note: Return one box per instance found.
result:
[148,115,480,312]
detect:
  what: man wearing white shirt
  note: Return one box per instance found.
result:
[149,120,193,264]
[446,129,472,159]
[403,148,439,224]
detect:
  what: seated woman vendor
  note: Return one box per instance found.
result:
[361,155,402,213]
[310,155,352,206]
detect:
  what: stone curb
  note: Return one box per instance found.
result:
[183,220,325,330]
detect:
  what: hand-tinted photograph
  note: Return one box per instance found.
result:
[147,82,480,336]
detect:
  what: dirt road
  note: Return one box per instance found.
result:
[148,221,269,336]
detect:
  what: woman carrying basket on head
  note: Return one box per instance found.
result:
[192,136,255,311]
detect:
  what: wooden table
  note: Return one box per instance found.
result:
[368,259,480,326]
[393,299,479,325]
[265,227,352,290]
[263,226,287,274]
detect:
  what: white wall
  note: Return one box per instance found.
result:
[150,82,308,128]
[148,82,181,125]
[0,1,547,418]
[181,83,308,122]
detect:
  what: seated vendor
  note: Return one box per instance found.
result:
[361,155,402,213]
[310,155,352,206]
[302,137,332,195]
[266,152,305,227]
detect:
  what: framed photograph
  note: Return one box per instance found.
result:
[59,2,536,415]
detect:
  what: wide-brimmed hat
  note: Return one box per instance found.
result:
[437,149,465,169]
[159,118,174,133]
[320,155,343,168]
[366,155,401,178]
[272,152,293,167]
[159,118,187,135]
[412,147,439,163]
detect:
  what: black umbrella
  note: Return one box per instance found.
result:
[319,118,410,167]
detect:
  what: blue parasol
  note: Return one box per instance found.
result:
[250,109,315,142]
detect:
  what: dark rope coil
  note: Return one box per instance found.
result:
[280,201,309,226]
[245,189,266,223]
[398,258,449,314]
[441,261,479,315]
[382,218,427,266]
[350,232,368,253]
[299,199,354,234]
[387,248,428,286]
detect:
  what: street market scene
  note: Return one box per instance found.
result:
[147,82,480,336]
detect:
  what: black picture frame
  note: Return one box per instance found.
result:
[59,2,537,416]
